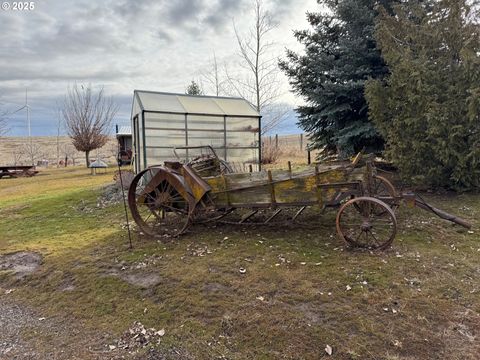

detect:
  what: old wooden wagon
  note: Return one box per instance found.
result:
[0,165,38,179]
[127,147,470,250]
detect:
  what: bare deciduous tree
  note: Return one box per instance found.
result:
[108,140,120,161]
[227,0,288,133]
[261,103,290,134]
[11,149,23,166]
[61,143,77,167]
[55,108,64,167]
[201,52,226,96]
[62,84,117,167]
[21,141,44,166]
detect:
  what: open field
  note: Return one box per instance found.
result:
[0,165,479,359]
[0,136,118,166]
[0,134,315,168]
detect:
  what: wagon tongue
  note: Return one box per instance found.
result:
[404,193,472,229]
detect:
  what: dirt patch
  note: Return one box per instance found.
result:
[294,302,322,325]
[0,251,42,278]
[104,267,162,289]
[0,204,31,219]
[121,273,162,288]
[441,310,480,359]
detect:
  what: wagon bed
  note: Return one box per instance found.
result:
[0,166,38,179]
[127,148,470,251]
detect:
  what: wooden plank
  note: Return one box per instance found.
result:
[239,209,259,223]
[221,174,230,206]
[267,170,276,207]
[214,201,320,209]
[265,209,282,223]
[204,163,366,207]
[293,206,307,221]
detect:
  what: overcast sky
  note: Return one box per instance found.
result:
[0,0,316,136]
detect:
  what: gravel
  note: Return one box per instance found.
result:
[0,297,127,359]
[0,296,189,359]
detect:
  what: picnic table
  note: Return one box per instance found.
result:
[0,166,38,179]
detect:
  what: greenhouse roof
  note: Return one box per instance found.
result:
[132,90,260,117]
[116,125,131,137]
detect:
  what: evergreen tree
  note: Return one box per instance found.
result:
[366,0,480,189]
[186,81,203,96]
[280,0,396,156]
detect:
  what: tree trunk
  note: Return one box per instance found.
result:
[85,150,90,167]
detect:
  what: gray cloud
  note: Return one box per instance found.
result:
[269,0,298,19]
[0,0,312,136]
[113,0,159,20]
[157,29,174,43]
[204,0,246,30]
[166,0,204,25]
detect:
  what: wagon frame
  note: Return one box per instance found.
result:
[127,147,423,250]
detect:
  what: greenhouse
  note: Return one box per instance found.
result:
[130,90,261,173]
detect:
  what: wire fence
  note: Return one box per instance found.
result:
[263,133,308,151]
[261,133,316,165]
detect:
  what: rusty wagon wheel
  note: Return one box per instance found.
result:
[336,197,397,250]
[372,175,399,212]
[128,167,193,238]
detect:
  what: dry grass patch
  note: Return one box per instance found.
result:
[0,164,478,359]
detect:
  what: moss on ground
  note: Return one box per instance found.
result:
[0,167,479,359]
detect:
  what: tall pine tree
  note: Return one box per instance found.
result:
[366,0,480,189]
[280,0,396,156]
[186,81,203,96]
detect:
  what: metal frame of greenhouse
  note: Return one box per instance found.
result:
[130,90,262,173]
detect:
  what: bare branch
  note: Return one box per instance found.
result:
[261,103,290,135]
[62,83,118,167]
[200,52,227,96]
[20,141,45,166]
[10,149,24,166]
[227,0,285,133]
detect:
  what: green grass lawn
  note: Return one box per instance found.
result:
[0,167,479,359]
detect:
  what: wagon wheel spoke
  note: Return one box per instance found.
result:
[372,175,399,213]
[337,197,397,250]
[128,168,191,239]
[367,230,381,246]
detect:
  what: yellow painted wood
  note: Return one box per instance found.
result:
[204,163,360,207]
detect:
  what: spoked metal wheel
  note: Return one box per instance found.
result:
[372,175,399,212]
[128,167,193,238]
[336,197,397,250]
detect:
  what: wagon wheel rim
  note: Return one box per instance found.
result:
[372,175,399,212]
[128,168,191,239]
[336,197,397,250]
